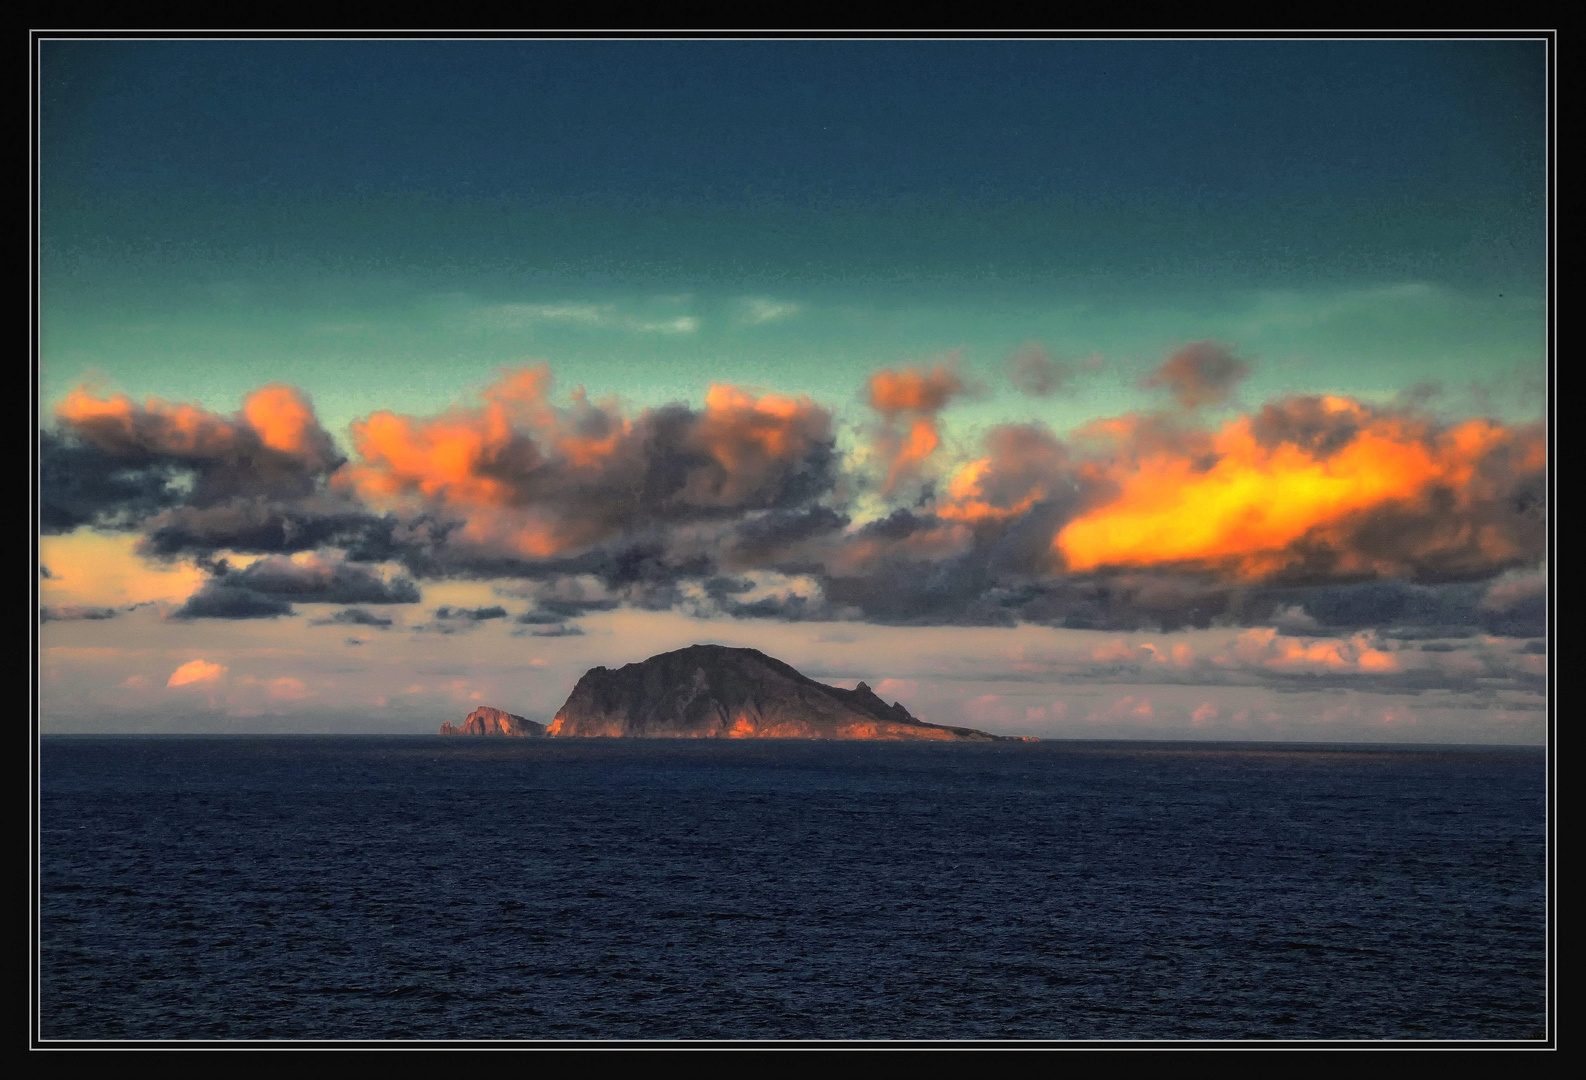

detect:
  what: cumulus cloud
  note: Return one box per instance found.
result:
[1005,343,1090,397]
[439,605,507,620]
[1139,341,1250,409]
[1079,695,1157,723]
[517,623,585,637]
[865,363,968,495]
[171,553,420,619]
[1054,396,1545,585]
[934,424,1074,535]
[1091,639,1198,668]
[47,385,342,532]
[39,604,119,622]
[172,586,296,620]
[311,607,396,628]
[338,366,837,564]
[41,430,194,533]
[135,500,393,558]
[724,506,850,570]
[418,605,508,633]
[167,659,226,687]
[207,553,420,604]
[1223,627,1400,674]
[1270,604,1320,634]
[45,358,1545,640]
[1480,566,1546,611]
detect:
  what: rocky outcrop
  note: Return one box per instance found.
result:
[440,706,546,737]
[547,643,1033,740]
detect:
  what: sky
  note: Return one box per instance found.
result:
[36,37,1549,742]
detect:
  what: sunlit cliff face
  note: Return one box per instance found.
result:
[545,712,965,740]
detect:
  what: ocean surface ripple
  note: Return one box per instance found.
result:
[40,737,1546,1041]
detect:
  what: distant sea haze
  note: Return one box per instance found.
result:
[40,737,1545,1042]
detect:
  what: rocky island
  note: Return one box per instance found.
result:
[439,705,546,737]
[543,643,1030,740]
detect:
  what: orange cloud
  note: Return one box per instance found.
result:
[267,677,311,700]
[58,384,336,469]
[1055,396,1544,581]
[936,424,1067,527]
[1090,639,1197,668]
[339,367,619,557]
[866,366,963,414]
[686,385,832,505]
[1225,627,1400,673]
[59,387,239,457]
[167,659,226,687]
[864,365,967,496]
[242,385,326,458]
[339,367,834,560]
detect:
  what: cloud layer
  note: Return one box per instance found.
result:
[43,354,1546,638]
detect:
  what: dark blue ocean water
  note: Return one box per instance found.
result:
[39,737,1546,1041]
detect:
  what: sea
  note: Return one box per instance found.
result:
[38,737,1547,1043]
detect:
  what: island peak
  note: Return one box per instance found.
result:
[546,644,1032,741]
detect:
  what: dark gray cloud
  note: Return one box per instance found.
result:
[1139,341,1251,408]
[1249,396,1365,458]
[435,605,507,621]
[418,605,510,633]
[46,388,344,534]
[169,555,419,621]
[172,586,295,620]
[136,500,394,558]
[210,555,421,605]
[514,609,568,625]
[39,604,119,622]
[40,431,190,534]
[1269,578,1545,639]
[724,506,850,569]
[516,623,586,638]
[1006,343,1073,397]
[310,607,396,628]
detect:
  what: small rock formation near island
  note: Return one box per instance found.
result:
[439,705,546,737]
[547,643,1033,740]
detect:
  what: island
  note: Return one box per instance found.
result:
[541,643,1032,740]
[439,705,546,737]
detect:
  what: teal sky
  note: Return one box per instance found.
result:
[42,39,1546,443]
